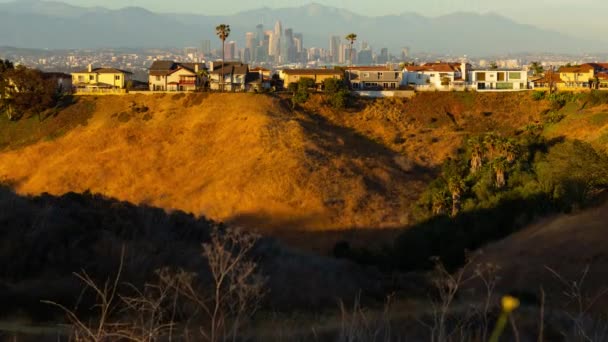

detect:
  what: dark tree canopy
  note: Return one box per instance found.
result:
[0,62,59,121]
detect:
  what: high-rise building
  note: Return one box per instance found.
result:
[269,21,283,61]
[225,41,237,61]
[245,32,256,62]
[329,35,341,64]
[377,48,389,64]
[280,28,294,64]
[201,40,211,56]
[401,47,410,60]
[358,49,373,65]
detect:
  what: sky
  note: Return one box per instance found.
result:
[1,0,606,39]
[0,0,601,17]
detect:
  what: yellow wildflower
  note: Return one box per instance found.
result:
[501,295,520,313]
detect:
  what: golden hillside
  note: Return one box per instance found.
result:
[0,93,428,230]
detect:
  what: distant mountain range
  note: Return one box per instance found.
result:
[0,0,603,55]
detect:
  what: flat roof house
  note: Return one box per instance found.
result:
[345,66,401,90]
[279,69,343,89]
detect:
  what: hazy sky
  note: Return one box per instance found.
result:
[2,0,606,39]
[0,0,601,17]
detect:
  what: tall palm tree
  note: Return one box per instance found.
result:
[345,33,357,66]
[215,24,231,92]
[345,33,357,88]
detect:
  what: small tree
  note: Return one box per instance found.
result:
[529,61,544,75]
[323,78,350,109]
[291,77,315,108]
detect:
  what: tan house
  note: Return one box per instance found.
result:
[279,69,343,89]
[557,63,608,88]
[149,60,205,91]
[72,64,133,92]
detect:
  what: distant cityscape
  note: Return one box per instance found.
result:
[3,19,608,82]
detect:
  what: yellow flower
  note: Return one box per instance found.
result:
[501,295,520,313]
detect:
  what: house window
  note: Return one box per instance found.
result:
[417,74,421,79]
[89,75,94,81]
[477,72,486,81]
[497,72,505,81]
[156,76,161,81]
[78,76,84,82]
[509,72,521,80]
[115,75,121,80]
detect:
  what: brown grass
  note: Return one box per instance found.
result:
[0,93,427,231]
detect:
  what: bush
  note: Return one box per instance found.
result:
[531,90,546,101]
[323,78,350,109]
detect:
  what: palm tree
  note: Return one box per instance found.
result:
[447,176,465,217]
[468,137,485,174]
[345,33,357,88]
[215,24,231,92]
[345,33,357,66]
[492,157,509,189]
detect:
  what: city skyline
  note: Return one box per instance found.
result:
[0,0,608,38]
[2,0,608,40]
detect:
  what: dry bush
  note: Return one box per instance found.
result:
[338,294,394,342]
[45,226,266,342]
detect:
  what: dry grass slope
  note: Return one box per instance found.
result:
[0,93,426,231]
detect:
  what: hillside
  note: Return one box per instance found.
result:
[0,92,554,232]
[0,93,418,231]
[477,199,608,305]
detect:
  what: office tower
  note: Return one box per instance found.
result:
[245,32,256,62]
[269,21,282,61]
[358,49,373,65]
[256,24,264,43]
[280,28,294,63]
[201,40,211,56]
[377,48,389,64]
[225,41,237,61]
[329,35,341,64]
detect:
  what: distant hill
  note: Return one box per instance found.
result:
[0,0,601,54]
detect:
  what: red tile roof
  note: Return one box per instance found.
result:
[405,63,460,73]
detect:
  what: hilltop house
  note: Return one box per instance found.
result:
[557,63,608,88]
[148,60,205,91]
[71,64,133,92]
[279,69,343,89]
[470,69,529,90]
[402,62,468,90]
[345,66,402,90]
[208,62,249,91]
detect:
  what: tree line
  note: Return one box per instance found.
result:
[0,59,62,121]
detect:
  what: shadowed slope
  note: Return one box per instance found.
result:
[0,93,424,230]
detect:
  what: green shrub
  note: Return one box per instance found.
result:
[531,90,546,101]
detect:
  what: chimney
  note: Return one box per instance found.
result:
[87,64,93,72]
[195,64,199,73]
